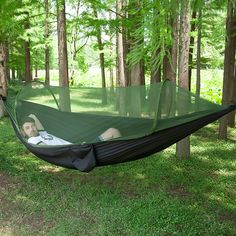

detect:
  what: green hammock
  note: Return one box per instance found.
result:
[3,80,236,172]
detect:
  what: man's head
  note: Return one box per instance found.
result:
[20,117,39,138]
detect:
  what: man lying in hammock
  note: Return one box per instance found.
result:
[20,114,121,145]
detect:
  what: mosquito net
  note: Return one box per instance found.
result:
[9,80,224,145]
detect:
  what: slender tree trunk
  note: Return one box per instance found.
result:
[219,0,236,138]
[163,47,173,81]
[69,0,80,86]
[93,7,107,104]
[169,16,179,83]
[196,9,202,96]
[24,15,32,83]
[57,0,69,86]
[150,48,161,83]
[188,11,196,91]
[176,0,191,158]
[116,0,127,87]
[18,71,23,81]
[12,68,16,80]
[129,0,145,116]
[109,11,114,96]
[116,0,128,115]
[150,2,161,84]
[227,25,236,127]
[45,0,50,85]
[5,43,10,82]
[150,63,161,83]
[35,68,38,78]
[0,43,7,117]
[57,0,70,111]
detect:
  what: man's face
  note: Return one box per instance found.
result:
[22,122,39,138]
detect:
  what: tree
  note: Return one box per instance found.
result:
[92,6,107,104]
[57,0,69,86]
[24,13,32,83]
[116,0,128,87]
[116,0,128,116]
[196,7,202,96]
[0,44,7,117]
[57,0,71,111]
[188,10,197,90]
[45,0,50,85]
[219,0,236,139]
[128,0,145,87]
[176,0,191,158]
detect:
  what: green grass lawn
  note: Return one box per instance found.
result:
[0,116,236,235]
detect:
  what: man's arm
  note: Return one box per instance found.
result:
[28,114,44,130]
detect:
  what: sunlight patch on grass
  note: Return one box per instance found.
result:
[39,165,63,173]
[135,173,146,179]
[217,169,236,177]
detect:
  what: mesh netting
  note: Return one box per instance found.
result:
[11,80,223,145]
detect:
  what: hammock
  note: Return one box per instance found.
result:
[3,80,236,172]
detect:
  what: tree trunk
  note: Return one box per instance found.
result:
[188,11,196,91]
[35,68,38,78]
[150,3,161,84]
[116,0,128,116]
[116,0,128,87]
[18,71,23,81]
[12,68,16,80]
[0,43,7,118]
[169,16,179,83]
[45,0,50,85]
[176,0,191,158]
[196,9,202,96]
[163,48,173,81]
[24,15,32,83]
[93,7,107,104]
[150,62,161,83]
[129,0,145,117]
[57,0,70,111]
[69,1,80,86]
[5,43,10,83]
[109,11,115,97]
[219,0,236,138]
[227,26,236,127]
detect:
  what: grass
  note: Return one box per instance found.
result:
[0,115,236,235]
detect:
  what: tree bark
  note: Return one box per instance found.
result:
[227,23,236,127]
[45,0,50,85]
[116,0,128,87]
[35,68,38,78]
[196,9,202,96]
[116,0,128,116]
[169,16,179,83]
[24,15,32,83]
[0,43,7,117]
[69,0,80,86]
[163,48,172,81]
[150,48,161,83]
[129,0,145,116]
[57,0,70,111]
[150,2,162,84]
[188,11,196,91]
[5,43,10,83]
[93,7,107,104]
[219,0,236,138]
[176,0,191,158]
[109,11,114,97]
[12,68,16,80]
